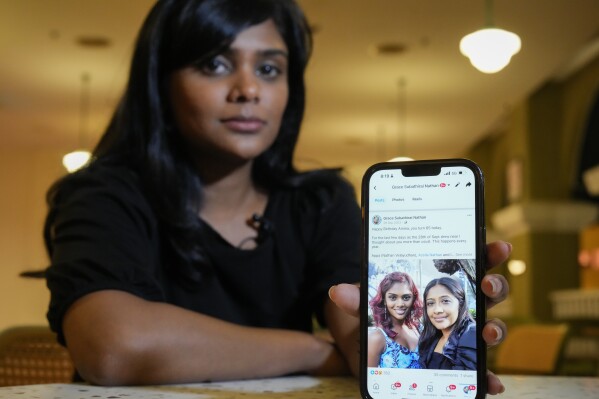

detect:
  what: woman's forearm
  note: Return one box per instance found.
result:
[63,290,337,385]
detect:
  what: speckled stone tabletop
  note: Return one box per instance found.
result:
[0,375,598,399]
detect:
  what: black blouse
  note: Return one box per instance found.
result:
[45,164,361,344]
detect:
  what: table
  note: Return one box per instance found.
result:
[0,375,597,398]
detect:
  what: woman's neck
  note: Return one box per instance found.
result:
[197,161,268,248]
[201,163,255,203]
[391,318,405,330]
[200,161,267,215]
[441,325,454,340]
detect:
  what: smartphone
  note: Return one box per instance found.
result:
[360,159,486,399]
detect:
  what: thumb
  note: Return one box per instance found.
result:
[328,283,360,318]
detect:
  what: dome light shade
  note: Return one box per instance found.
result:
[62,150,91,173]
[460,28,521,73]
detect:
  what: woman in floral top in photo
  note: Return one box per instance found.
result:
[368,272,423,368]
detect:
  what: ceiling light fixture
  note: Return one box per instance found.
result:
[373,42,407,56]
[459,0,521,74]
[390,77,413,162]
[62,73,92,173]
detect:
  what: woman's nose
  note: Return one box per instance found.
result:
[228,70,259,103]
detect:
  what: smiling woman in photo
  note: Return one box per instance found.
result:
[418,277,477,370]
[367,272,423,368]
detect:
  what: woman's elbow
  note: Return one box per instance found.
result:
[67,333,145,386]
[62,291,161,385]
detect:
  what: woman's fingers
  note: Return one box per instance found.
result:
[481,274,509,309]
[328,283,360,318]
[482,318,507,347]
[483,242,510,395]
[486,370,506,395]
[486,241,512,270]
[483,319,507,395]
[483,241,511,309]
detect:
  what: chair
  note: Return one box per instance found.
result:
[0,325,74,386]
[494,323,569,375]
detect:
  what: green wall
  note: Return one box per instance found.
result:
[465,53,599,322]
[528,83,564,200]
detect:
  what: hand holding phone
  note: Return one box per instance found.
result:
[360,159,487,399]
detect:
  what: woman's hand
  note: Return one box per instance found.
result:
[328,240,512,395]
[479,241,511,394]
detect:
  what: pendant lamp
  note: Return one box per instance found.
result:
[460,0,521,74]
[390,77,413,162]
[62,73,92,172]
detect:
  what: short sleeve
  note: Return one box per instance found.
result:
[45,166,164,344]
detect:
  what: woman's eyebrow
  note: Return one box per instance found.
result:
[226,48,289,58]
[260,49,289,58]
[427,295,450,301]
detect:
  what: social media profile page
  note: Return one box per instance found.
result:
[367,166,478,398]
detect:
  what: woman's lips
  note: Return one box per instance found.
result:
[221,117,266,133]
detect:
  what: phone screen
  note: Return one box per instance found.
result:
[361,159,486,399]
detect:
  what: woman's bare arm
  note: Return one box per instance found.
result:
[63,290,341,385]
[366,329,386,368]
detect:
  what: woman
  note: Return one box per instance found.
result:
[45,0,359,385]
[44,0,511,392]
[418,277,477,370]
[368,272,422,368]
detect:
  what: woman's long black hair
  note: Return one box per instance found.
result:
[46,0,337,284]
[418,277,473,358]
[94,0,311,183]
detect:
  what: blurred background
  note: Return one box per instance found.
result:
[1,0,598,378]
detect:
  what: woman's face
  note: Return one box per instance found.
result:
[169,19,289,166]
[384,282,415,322]
[425,284,460,333]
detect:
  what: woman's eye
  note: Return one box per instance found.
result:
[426,301,434,307]
[257,63,282,78]
[402,295,412,301]
[198,56,229,75]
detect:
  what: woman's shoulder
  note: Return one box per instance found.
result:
[283,169,357,211]
[460,319,477,335]
[455,319,477,347]
[277,171,359,244]
[74,161,139,185]
[48,161,150,213]
[52,162,142,197]
[368,327,389,344]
